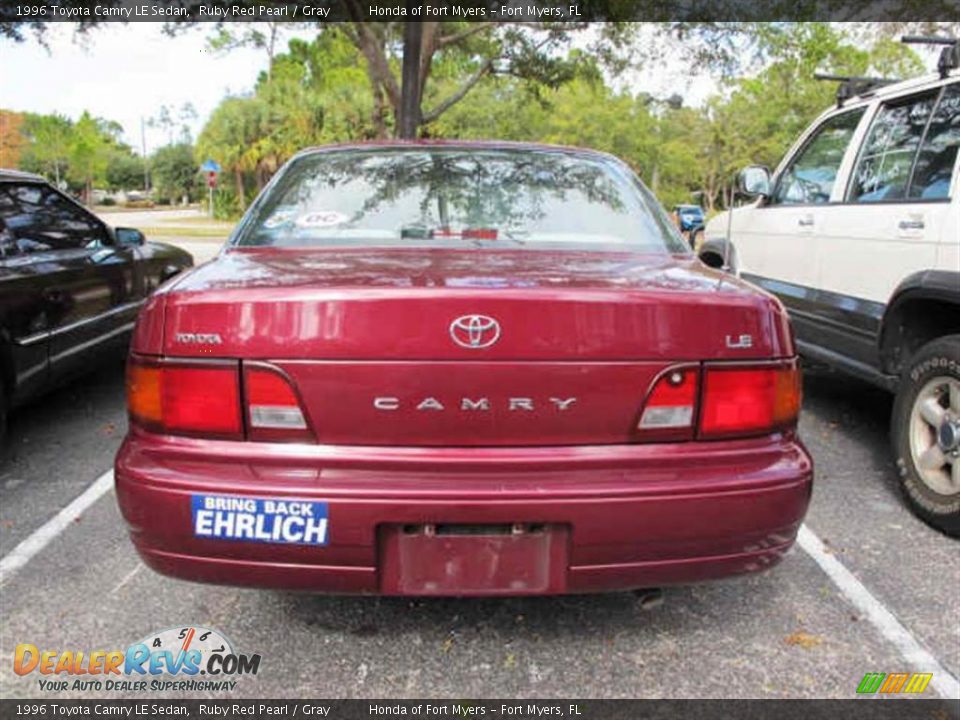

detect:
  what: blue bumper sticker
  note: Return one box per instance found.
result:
[191,495,328,545]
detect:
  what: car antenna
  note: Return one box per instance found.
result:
[901,35,959,80]
[722,174,743,274]
[814,73,901,107]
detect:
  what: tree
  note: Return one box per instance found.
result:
[334,17,635,138]
[18,113,72,185]
[207,22,307,85]
[67,112,108,202]
[151,143,198,203]
[149,102,199,145]
[195,96,264,207]
[104,151,145,192]
[0,110,26,169]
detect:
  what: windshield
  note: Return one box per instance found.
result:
[234,148,687,253]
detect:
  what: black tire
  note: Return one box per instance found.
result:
[891,335,960,537]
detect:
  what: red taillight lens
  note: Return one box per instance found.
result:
[637,367,699,441]
[127,357,242,439]
[699,362,801,439]
[244,366,312,442]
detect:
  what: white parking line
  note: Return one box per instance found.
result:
[2,467,957,701]
[798,524,960,700]
[110,562,144,596]
[0,469,114,586]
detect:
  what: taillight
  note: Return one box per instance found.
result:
[637,367,698,440]
[127,356,242,439]
[636,361,801,442]
[126,356,313,442]
[243,366,312,442]
[699,361,801,439]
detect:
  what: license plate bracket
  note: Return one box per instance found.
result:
[379,524,568,596]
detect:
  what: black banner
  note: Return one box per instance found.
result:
[0,0,959,23]
[1,700,959,720]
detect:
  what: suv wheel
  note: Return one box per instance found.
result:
[892,335,960,536]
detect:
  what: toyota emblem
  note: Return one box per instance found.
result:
[450,315,501,349]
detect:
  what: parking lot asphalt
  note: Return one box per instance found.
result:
[1,352,957,701]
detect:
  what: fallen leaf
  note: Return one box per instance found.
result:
[784,631,822,649]
[504,652,516,669]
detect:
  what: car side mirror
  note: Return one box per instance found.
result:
[115,227,145,247]
[737,166,771,198]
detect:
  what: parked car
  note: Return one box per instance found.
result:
[0,169,193,441]
[701,67,959,535]
[115,142,812,596]
[674,203,705,231]
[672,204,706,250]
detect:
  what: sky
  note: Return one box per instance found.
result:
[0,23,718,156]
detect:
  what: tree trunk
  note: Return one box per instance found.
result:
[372,85,388,139]
[398,19,423,139]
[234,168,246,209]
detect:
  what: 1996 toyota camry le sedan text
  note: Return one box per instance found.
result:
[115,142,813,596]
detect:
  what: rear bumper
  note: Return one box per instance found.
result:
[115,431,813,596]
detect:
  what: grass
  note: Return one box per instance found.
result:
[139,226,231,240]
[154,215,235,228]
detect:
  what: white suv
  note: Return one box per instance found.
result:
[702,64,959,535]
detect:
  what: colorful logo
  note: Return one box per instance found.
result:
[856,672,933,695]
[13,626,261,692]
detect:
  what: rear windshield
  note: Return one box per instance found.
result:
[233,148,687,253]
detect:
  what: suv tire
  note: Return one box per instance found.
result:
[892,335,960,537]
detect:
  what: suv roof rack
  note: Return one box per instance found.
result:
[901,35,959,80]
[814,73,902,107]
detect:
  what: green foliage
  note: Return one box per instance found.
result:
[212,186,242,221]
[197,29,375,212]
[19,112,72,184]
[194,21,930,214]
[67,112,109,198]
[150,143,199,203]
[104,151,145,192]
[17,110,147,197]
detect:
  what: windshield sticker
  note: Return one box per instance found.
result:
[262,209,297,229]
[295,211,348,228]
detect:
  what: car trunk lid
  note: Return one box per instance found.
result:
[155,248,793,446]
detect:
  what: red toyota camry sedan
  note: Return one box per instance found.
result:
[115,142,812,596]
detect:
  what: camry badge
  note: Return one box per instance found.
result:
[450,315,501,349]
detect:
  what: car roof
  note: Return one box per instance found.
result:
[839,68,958,108]
[0,168,46,183]
[291,140,623,165]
